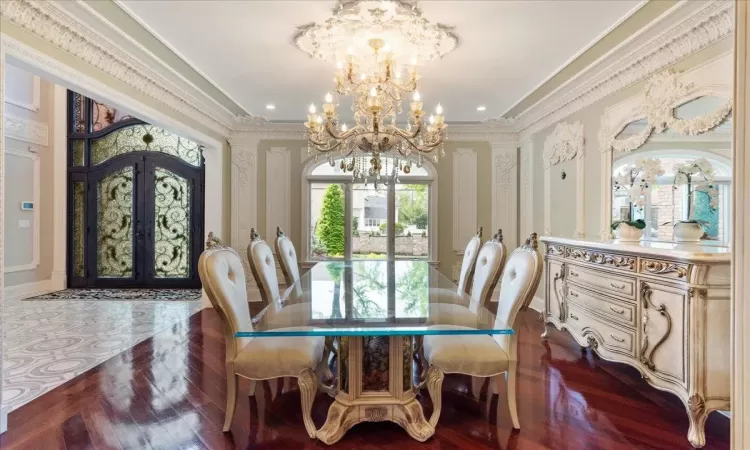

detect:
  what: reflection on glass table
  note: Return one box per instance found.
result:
[239,260,510,337]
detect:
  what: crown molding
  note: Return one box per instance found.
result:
[0,0,233,137]
[511,0,733,140]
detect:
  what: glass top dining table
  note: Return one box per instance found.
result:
[237,260,512,337]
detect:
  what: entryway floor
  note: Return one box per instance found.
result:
[2,291,201,411]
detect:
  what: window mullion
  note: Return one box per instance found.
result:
[345,183,352,260]
[387,181,395,259]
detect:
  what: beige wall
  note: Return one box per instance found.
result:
[250,140,493,281]
[3,65,54,286]
[530,38,734,241]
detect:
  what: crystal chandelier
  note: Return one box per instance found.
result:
[295,0,457,183]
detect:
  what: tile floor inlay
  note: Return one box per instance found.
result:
[2,292,202,411]
[25,288,202,301]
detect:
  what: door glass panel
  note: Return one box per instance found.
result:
[72,140,85,166]
[352,183,387,259]
[395,184,428,258]
[154,168,190,278]
[72,181,85,278]
[71,92,86,133]
[92,100,133,132]
[310,183,346,258]
[97,166,134,278]
[91,124,202,167]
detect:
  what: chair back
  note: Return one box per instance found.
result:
[247,228,280,305]
[456,227,483,295]
[492,233,543,352]
[274,227,300,285]
[468,229,507,313]
[198,233,253,361]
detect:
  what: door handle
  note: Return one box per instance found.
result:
[569,313,579,321]
[610,282,626,290]
[609,306,625,314]
[569,290,579,298]
[609,333,625,343]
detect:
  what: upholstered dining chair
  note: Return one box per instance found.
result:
[457,227,483,295]
[423,233,543,430]
[274,227,300,286]
[198,234,324,437]
[247,228,280,307]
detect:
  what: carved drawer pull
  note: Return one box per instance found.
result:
[569,270,579,277]
[609,306,625,314]
[569,313,579,321]
[610,281,626,290]
[569,290,579,298]
[609,333,625,343]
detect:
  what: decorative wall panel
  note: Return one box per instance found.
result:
[265,147,290,239]
[452,148,477,254]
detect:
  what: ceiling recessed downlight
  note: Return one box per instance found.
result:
[476,106,487,112]
[265,104,276,110]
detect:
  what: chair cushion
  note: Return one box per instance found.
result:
[427,303,482,328]
[424,326,508,377]
[234,330,325,379]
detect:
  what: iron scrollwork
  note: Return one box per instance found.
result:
[639,282,673,371]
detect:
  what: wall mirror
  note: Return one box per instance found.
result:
[599,56,733,244]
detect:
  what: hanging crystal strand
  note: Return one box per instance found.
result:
[417,154,423,168]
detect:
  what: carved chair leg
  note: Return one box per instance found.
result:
[248,379,257,397]
[426,365,445,428]
[490,375,500,395]
[298,368,318,439]
[268,378,279,401]
[223,369,239,432]
[282,377,292,394]
[505,361,520,429]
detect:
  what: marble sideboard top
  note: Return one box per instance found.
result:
[540,236,731,263]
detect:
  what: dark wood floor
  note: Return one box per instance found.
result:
[0,308,729,450]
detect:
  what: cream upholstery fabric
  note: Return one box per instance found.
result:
[248,238,280,305]
[198,246,253,358]
[427,303,481,328]
[423,326,508,376]
[275,232,300,286]
[468,239,507,313]
[456,234,482,295]
[234,330,324,379]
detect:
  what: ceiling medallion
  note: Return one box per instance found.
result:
[296,0,457,186]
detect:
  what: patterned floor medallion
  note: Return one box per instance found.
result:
[24,288,202,301]
[2,292,201,410]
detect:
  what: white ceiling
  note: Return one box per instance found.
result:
[119,0,642,122]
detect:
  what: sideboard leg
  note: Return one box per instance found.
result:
[687,395,708,448]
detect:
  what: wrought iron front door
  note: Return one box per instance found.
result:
[68,91,204,288]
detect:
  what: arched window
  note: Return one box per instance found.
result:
[303,156,436,262]
[612,150,731,243]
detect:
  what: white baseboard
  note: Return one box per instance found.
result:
[4,279,54,300]
[529,295,544,313]
[0,405,9,434]
[50,270,66,291]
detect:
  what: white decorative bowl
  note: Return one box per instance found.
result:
[614,223,644,242]
[673,221,704,242]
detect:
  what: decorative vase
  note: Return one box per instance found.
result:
[614,223,643,242]
[673,221,704,243]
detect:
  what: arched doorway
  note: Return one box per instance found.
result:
[67,91,204,288]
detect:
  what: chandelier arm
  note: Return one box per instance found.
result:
[323,121,363,141]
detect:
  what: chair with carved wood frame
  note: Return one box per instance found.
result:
[424,233,543,430]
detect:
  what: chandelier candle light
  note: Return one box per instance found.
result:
[295,0,457,185]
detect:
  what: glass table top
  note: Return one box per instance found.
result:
[237,260,512,337]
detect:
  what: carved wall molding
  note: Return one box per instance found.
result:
[3,113,48,146]
[598,53,733,239]
[0,0,232,137]
[543,121,585,238]
[4,72,40,111]
[491,141,518,247]
[514,0,733,140]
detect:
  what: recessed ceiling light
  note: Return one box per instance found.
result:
[266,104,276,110]
[476,106,487,112]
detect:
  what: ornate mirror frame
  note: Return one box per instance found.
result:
[598,54,733,239]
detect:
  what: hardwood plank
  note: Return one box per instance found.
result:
[1,308,730,449]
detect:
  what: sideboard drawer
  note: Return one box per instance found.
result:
[566,264,636,300]
[567,284,637,328]
[568,304,637,358]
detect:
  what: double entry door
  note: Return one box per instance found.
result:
[71,153,204,288]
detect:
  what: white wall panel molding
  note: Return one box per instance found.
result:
[3,147,40,273]
[543,121,585,238]
[4,73,39,111]
[51,85,67,291]
[490,140,518,247]
[0,36,6,432]
[452,148,477,254]
[511,0,732,139]
[265,147,291,241]
[3,113,48,146]
[519,136,534,241]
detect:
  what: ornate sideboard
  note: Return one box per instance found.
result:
[540,237,730,448]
